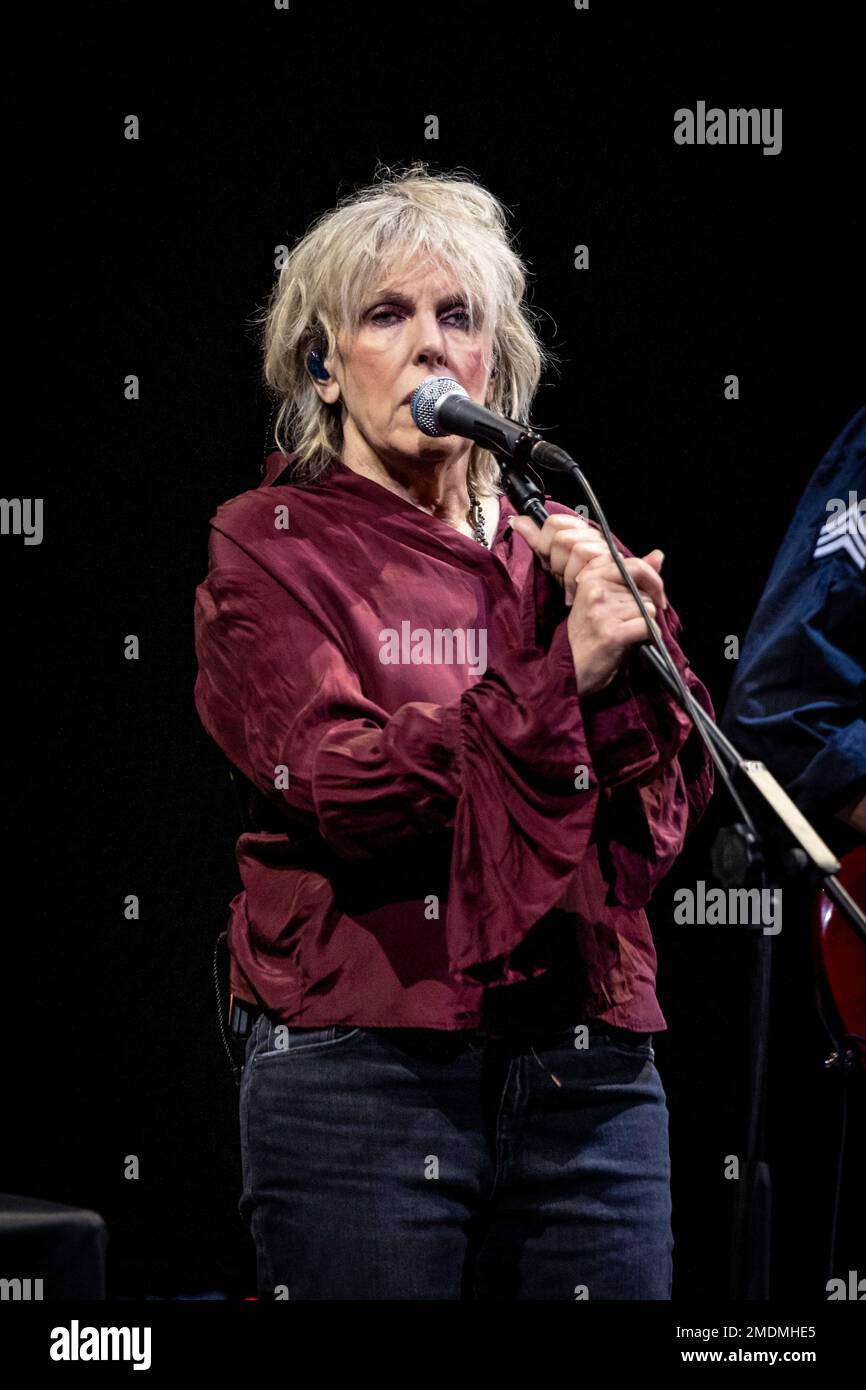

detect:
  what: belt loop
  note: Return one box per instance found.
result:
[228,992,260,1041]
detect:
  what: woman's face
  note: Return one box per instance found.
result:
[315,257,496,471]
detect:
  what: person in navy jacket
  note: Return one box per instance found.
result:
[722,405,866,852]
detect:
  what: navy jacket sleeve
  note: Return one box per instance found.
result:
[721,405,866,820]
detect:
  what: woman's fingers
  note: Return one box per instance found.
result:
[509,511,594,559]
[606,590,658,627]
[616,608,662,648]
[578,551,667,611]
[510,513,611,605]
[510,514,668,614]
[509,513,595,585]
[561,538,609,604]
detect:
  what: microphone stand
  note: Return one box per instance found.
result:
[493,442,866,1302]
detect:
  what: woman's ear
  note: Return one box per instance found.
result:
[305,336,342,404]
[308,357,341,406]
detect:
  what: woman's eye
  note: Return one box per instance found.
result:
[370,308,470,326]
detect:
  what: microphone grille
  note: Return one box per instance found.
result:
[411,375,468,437]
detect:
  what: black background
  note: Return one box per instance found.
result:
[4,2,863,1300]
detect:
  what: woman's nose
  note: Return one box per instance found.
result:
[412,316,448,364]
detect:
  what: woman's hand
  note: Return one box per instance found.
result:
[508,513,667,696]
[564,551,666,695]
[509,512,610,607]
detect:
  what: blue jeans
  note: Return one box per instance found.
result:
[238,1017,673,1300]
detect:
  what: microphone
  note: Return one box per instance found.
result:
[409,375,574,473]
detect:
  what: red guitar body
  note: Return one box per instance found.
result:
[811,844,866,1070]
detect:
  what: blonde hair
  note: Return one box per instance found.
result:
[250,160,558,494]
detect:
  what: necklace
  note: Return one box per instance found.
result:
[466,482,488,548]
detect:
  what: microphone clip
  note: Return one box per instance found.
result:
[493,449,550,526]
